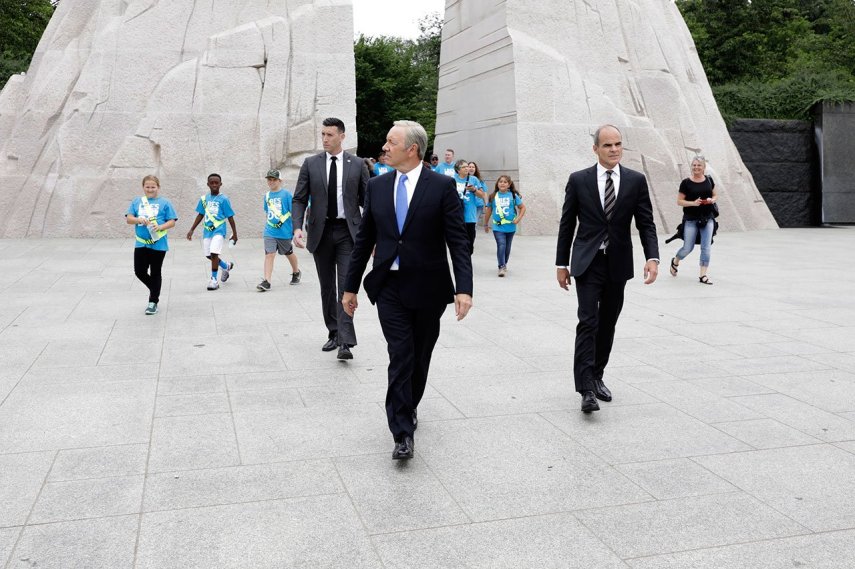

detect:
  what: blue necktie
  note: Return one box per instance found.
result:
[395,174,408,266]
[396,174,408,233]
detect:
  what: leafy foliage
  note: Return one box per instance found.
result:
[676,0,855,119]
[354,13,442,159]
[0,0,56,89]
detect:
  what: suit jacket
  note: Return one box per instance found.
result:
[292,150,369,252]
[555,163,659,281]
[344,167,473,307]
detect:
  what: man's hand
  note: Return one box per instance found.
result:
[293,228,306,249]
[643,260,659,284]
[454,294,472,321]
[342,292,358,317]
[557,267,571,290]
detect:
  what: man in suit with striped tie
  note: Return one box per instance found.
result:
[555,125,660,413]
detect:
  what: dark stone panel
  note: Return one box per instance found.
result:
[742,162,813,193]
[761,192,816,227]
[729,132,814,164]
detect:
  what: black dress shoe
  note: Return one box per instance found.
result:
[581,391,600,413]
[392,436,414,459]
[594,379,612,402]
[337,345,353,360]
[412,409,418,430]
[322,337,337,352]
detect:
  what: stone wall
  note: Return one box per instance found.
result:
[434,0,778,235]
[0,1,358,238]
[815,102,855,224]
[729,120,820,227]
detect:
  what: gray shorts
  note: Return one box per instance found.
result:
[264,237,293,255]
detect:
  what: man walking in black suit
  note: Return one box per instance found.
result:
[555,124,659,413]
[342,120,473,460]
[293,118,370,360]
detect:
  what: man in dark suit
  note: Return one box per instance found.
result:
[293,117,370,360]
[342,120,473,460]
[555,124,660,413]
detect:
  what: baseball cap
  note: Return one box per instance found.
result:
[265,169,281,179]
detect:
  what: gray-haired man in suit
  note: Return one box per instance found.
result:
[293,117,370,360]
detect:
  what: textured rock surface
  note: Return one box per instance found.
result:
[434,0,778,235]
[0,1,358,238]
[729,120,819,227]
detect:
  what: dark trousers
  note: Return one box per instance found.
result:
[573,251,626,393]
[133,247,167,303]
[313,220,356,346]
[376,275,446,441]
[493,230,515,267]
[465,222,476,254]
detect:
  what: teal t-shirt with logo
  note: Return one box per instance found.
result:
[263,189,294,239]
[195,194,234,238]
[488,191,523,233]
[127,196,178,251]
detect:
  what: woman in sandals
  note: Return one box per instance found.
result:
[669,155,717,284]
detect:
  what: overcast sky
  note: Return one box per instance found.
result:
[352,0,445,39]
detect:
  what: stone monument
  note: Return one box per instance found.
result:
[434,0,778,234]
[0,0,358,238]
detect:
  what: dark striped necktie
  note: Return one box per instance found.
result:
[603,169,615,249]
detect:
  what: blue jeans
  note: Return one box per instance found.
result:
[494,231,515,267]
[676,218,713,267]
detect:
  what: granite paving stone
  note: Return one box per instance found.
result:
[542,403,750,464]
[143,460,342,511]
[8,515,138,569]
[0,451,55,527]
[0,527,21,567]
[136,495,383,569]
[1,230,855,566]
[415,414,652,521]
[695,444,855,532]
[615,458,737,499]
[48,444,148,481]
[714,418,823,449]
[29,475,144,524]
[574,492,807,558]
[627,529,855,568]
[372,513,627,569]
[147,413,240,472]
[334,454,470,534]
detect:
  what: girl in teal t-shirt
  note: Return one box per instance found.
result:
[125,175,178,314]
[485,175,526,277]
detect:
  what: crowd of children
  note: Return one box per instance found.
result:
[126,156,528,314]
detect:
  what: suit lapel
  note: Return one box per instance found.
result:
[400,167,429,236]
[588,166,606,220]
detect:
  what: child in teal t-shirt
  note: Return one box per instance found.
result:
[186,173,238,290]
[125,175,178,314]
[257,169,301,292]
[454,160,486,254]
[485,175,526,277]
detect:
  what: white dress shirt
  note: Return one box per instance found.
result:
[390,162,423,270]
[326,150,344,219]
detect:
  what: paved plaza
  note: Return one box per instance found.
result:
[1,227,855,568]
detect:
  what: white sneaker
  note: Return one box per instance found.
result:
[207,277,219,290]
[220,262,234,282]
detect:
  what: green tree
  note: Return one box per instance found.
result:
[676,0,855,119]
[354,13,442,159]
[0,0,56,90]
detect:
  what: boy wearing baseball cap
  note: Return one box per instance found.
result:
[258,169,301,291]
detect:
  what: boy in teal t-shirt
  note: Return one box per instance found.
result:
[186,173,238,290]
[258,169,301,292]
